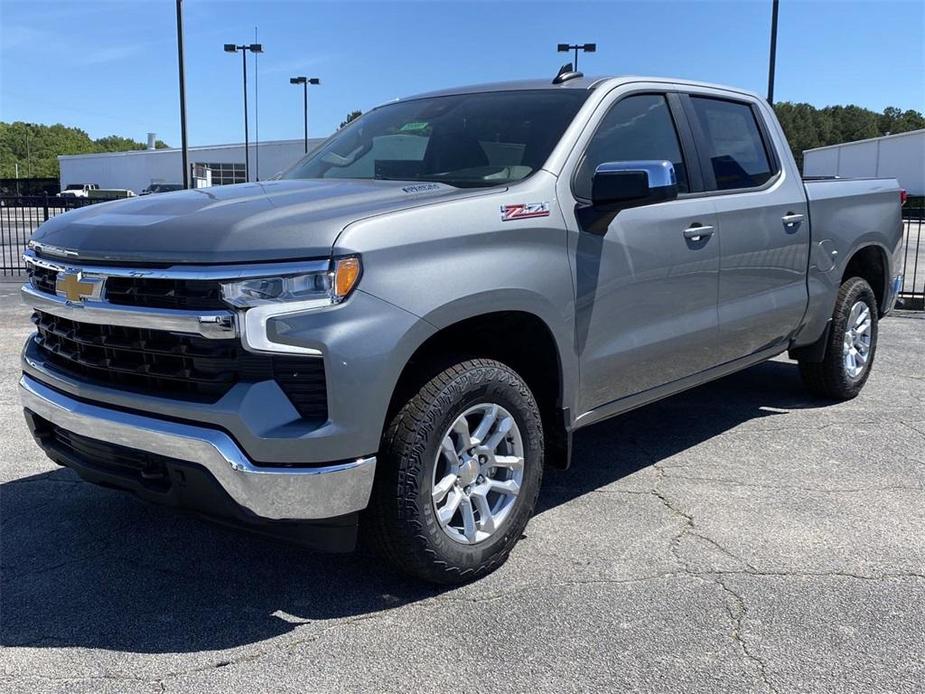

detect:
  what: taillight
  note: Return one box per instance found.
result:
[900,189,908,206]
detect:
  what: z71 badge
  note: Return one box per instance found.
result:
[500,202,550,222]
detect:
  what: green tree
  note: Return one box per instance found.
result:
[339,110,362,129]
[0,121,170,178]
[878,106,925,135]
[773,102,924,171]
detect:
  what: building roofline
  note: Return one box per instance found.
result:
[804,128,925,153]
[57,136,328,161]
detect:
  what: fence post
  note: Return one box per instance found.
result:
[42,193,50,222]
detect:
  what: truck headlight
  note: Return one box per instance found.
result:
[221,256,361,355]
[221,256,361,308]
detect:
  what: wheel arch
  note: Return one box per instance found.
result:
[791,243,888,363]
[387,305,574,469]
[841,242,890,315]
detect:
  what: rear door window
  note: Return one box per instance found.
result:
[689,97,775,190]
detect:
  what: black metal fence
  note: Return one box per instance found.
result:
[1,195,102,276]
[0,177,60,197]
[898,208,924,310]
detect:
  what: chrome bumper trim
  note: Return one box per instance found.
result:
[20,375,376,520]
[21,284,237,339]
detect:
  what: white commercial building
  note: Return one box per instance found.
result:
[803,129,925,196]
[58,137,327,194]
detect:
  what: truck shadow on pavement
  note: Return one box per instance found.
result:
[1,359,822,653]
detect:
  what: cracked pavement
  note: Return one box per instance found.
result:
[0,283,923,693]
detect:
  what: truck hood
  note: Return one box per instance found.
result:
[32,179,480,264]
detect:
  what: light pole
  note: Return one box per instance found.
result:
[557,43,596,71]
[767,0,780,103]
[176,0,189,188]
[289,76,320,153]
[224,42,263,182]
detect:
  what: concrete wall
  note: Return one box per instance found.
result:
[58,137,327,194]
[803,129,925,195]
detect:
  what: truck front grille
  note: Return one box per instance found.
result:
[105,276,227,310]
[28,265,57,295]
[29,265,226,311]
[31,310,327,420]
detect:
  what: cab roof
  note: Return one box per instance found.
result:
[402,76,762,102]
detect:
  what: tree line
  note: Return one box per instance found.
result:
[0,122,168,179]
[1,102,921,180]
[773,103,924,169]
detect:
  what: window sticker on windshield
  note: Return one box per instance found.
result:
[500,202,550,221]
[399,121,430,133]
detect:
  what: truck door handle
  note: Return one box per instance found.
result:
[683,224,714,242]
[782,213,804,227]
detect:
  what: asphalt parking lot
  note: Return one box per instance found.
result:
[1,282,923,693]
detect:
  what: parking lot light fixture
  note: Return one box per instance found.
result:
[556,42,596,71]
[224,43,264,182]
[290,76,320,153]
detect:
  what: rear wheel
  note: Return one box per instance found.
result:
[365,358,543,584]
[798,276,878,400]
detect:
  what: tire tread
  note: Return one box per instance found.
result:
[798,276,878,400]
[364,358,542,584]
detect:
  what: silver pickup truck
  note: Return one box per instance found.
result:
[20,73,904,583]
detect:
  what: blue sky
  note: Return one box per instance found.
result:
[1,0,923,147]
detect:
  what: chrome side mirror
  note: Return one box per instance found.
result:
[591,160,678,208]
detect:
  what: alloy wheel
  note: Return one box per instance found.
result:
[843,300,872,379]
[431,403,525,545]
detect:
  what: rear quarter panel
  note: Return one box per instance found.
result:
[796,178,903,345]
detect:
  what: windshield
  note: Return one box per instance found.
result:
[283,90,589,188]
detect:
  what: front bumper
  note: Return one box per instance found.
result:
[20,374,376,521]
[21,285,431,465]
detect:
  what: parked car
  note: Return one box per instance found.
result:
[20,74,904,583]
[140,183,184,195]
[56,183,99,198]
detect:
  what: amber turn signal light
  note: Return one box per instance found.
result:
[333,256,362,300]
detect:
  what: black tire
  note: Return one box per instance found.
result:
[799,276,879,400]
[364,358,543,584]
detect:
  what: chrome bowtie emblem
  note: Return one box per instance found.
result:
[55,271,105,303]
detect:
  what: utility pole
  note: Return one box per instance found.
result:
[767,0,780,103]
[176,0,190,188]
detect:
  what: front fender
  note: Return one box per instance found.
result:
[333,170,578,421]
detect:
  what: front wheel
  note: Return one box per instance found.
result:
[798,276,879,400]
[365,358,543,584]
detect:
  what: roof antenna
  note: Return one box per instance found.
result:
[553,62,583,84]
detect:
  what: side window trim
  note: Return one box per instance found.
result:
[749,102,782,175]
[680,92,782,195]
[666,92,705,194]
[569,90,694,202]
[679,93,717,191]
